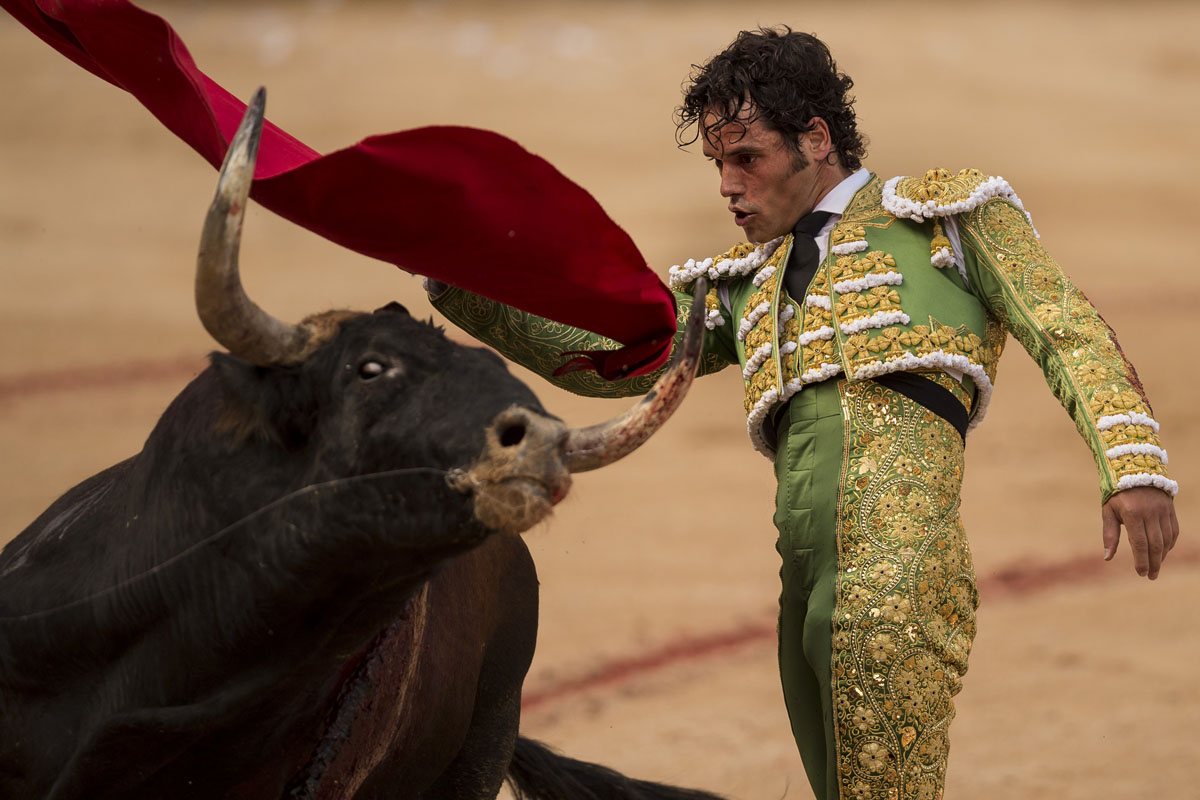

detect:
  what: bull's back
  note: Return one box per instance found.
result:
[0,459,138,794]
[0,458,135,595]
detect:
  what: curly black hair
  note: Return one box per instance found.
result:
[675,27,866,171]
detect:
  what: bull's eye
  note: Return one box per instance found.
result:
[358,360,386,380]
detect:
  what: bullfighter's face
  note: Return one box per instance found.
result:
[700,106,831,244]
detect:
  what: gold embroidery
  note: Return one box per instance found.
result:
[838,174,895,233]
[833,224,868,246]
[801,336,837,369]
[1100,424,1162,449]
[930,220,951,264]
[834,381,976,800]
[893,168,988,206]
[704,287,722,317]
[811,269,832,295]
[963,199,1169,492]
[832,251,899,284]
[834,287,903,321]
[740,245,790,399]
[746,325,772,350]
[832,255,861,283]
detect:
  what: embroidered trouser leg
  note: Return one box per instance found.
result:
[773,379,979,800]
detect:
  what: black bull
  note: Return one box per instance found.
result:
[0,92,721,800]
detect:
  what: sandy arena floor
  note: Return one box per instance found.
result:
[1,2,1197,798]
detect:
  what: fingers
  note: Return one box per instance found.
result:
[1103,488,1177,579]
[1144,516,1166,580]
[1124,513,1152,578]
[1101,503,1120,561]
[1166,506,1181,553]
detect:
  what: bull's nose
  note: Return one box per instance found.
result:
[490,407,566,454]
[486,406,572,507]
[452,406,572,534]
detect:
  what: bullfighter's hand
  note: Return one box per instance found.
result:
[1102,486,1180,579]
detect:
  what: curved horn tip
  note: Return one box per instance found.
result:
[249,86,267,111]
[196,83,312,366]
[561,276,709,473]
[217,88,268,186]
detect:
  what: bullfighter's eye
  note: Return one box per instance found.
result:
[358,360,386,380]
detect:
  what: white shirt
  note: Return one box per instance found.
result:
[809,166,871,263]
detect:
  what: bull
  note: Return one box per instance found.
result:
[0,91,720,800]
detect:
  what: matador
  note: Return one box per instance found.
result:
[426,27,1180,800]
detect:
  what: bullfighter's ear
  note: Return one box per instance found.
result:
[373,301,409,316]
[209,352,316,449]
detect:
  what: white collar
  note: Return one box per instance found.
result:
[813,167,871,217]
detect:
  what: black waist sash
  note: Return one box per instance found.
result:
[765,371,970,450]
[870,371,970,442]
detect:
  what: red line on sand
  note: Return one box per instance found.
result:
[521,621,777,712]
[521,547,1198,711]
[0,357,204,403]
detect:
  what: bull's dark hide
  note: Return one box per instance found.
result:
[0,82,722,800]
[0,308,540,798]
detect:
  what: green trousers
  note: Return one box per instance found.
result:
[773,378,979,800]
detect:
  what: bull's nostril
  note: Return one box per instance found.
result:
[499,423,526,448]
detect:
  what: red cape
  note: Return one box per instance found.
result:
[3,0,677,378]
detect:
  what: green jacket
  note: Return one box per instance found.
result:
[432,169,1174,502]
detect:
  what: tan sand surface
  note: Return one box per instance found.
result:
[1,2,1197,797]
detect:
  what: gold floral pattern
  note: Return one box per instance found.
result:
[831,255,861,283]
[834,381,978,800]
[800,336,838,376]
[832,251,901,285]
[961,199,1172,497]
[835,287,904,322]
[833,224,868,247]
[843,324,982,372]
[893,168,988,206]
[741,243,790,412]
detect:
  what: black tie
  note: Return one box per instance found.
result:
[784,210,833,302]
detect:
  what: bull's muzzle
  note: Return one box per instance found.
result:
[447,407,572,535]
[447,279,708,534]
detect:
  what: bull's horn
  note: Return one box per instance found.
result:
[195,87,314,366]
[563,278,707,473]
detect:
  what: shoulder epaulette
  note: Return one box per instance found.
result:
[881,168,1033,225]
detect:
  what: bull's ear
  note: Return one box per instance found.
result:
[373,301,409,316]
[210,352,317,449]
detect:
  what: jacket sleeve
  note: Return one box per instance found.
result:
[957,197,1176,502]
[429,284,737,399]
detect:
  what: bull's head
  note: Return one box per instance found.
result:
[195,89,704,538]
